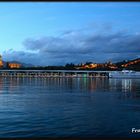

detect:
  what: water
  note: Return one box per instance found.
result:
[0,77,140,138]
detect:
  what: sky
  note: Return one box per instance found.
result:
[0,2,140,66]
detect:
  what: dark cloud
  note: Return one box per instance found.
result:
[2,27,140,66]
[3,51,40,65]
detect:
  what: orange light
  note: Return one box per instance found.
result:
[8,63,21,69]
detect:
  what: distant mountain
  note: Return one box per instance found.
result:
[20,62,35,68]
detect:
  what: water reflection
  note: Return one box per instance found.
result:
[0,77,139,95]
[109,78,140,99]
[0,77,139,137]
[109,78,140,92]
[121,79,132,93]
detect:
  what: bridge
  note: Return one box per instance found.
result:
[0,70,111,78]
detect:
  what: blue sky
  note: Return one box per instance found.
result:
[0,2,140,65]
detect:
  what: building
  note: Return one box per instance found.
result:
[121,58,140,68]
[89,63,98,68]
[0,55,3,68]
[8,63,21,69]
[76,63,98,69]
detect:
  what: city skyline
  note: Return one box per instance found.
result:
[0,2,140,66]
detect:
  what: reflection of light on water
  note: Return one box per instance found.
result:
[109,79,133,93]
[109,79,117,91]
[122,79,132,92]
[82,77,87,90]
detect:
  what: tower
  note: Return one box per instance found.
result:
[0,55,3,68]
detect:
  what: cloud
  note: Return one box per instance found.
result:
[2,25,140,66]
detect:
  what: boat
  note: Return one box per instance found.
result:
[109,70,140,78]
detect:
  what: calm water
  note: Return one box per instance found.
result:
[0,77,140,138]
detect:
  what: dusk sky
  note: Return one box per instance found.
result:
[0,2,140,66]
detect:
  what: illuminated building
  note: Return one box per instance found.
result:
[0,55,3,68]
[77,63,98,69]
[122,59,140,67]
[108,65,118,69]
[8,63,21,69]
[89,63,98,68]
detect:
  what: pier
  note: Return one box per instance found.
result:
[0,70,111,78]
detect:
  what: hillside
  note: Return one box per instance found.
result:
[115,58,140,71]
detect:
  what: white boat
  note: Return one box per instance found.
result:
[109,70,140,78]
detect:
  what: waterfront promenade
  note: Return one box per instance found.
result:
[0,70,110,78]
